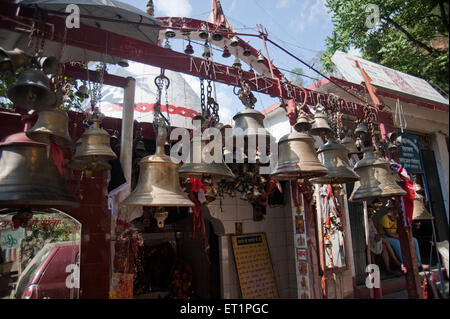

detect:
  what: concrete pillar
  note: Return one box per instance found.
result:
[431,131,449,225]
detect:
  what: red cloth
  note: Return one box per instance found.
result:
[391,161,415,226]
[188,179,209,251]
[50,142,64,175]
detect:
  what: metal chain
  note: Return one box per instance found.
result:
[363,104,378,150]
[206,79,219,127]
[153,69,170,134]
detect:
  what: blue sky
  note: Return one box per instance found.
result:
[125,0,335,124]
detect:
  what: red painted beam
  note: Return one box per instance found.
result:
[0,1,393,125]
[63,64,129,88]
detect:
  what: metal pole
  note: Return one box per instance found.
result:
[120,77,136,189]
[431,219,446,296]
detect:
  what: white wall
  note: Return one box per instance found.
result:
[208,195,298,299]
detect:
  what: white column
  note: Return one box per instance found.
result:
[120,77,136,190]
[431,131,449,225]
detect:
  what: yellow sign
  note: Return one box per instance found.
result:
[231,233,279,299]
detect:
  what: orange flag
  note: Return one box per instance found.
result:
[355,60,383,110]
[208,0,236,32]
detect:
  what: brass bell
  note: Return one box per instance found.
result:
[308,109,332,137]
[66,139,111,174]
[0,47,29,74]
[232,57,242,68]
[26,108,72,147]
[413,185,434,220]
[310,140,360,184]
[354,122,368,139]
[7,67,56,109]
[199,25,209,39]
[178,137,235,180]
[212,32,223,42]
[0,132,79,208]
[349,150,406,202]
[122,124,194,207]
[184,42,194,55]
[271,129,328,180]
[228,108,274,155]
[165,28,176,38]
[257,52,265,63]
[222,46,231,58]
[294,112,314,133]
[341,136,360,155]
[75,117,117,162]
[230,36,239,47]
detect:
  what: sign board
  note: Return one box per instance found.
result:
[331,50,449,105]
[231,233,279,299]
[397,133,424,173]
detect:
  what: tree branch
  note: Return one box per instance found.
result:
[438,0,450,33]
[382,16,437,55]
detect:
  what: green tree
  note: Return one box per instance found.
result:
[322,0,449,96]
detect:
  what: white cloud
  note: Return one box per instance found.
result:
[276,0,295,8]
[290,0,330,31]
[154,0,192,17]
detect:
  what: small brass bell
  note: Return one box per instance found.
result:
[233,57,242,68]
[271,129,328,180]
[230,36,239,47]
[349,150,406,202]
[341,136,360,155]
[257,52,265,63]
[7,67,56,109]
[122,123,194,207]
[75,117,117,163]
[222,46,231,58]
[308,109,332,137]
[178,137,235,180]
[0,47,29,74]
[243,46,252,57]
[310,140,360,185]
[199,25,209,39]
[294,112,314,133]
[66,139,111,174]
[212,32,223,41]
[165,28,176,38]
[0,132,79,208]
[413,183,433,220]
[184,42,194,55]
[26,108,72,147]
[354,122,368,139]
[228,108,274,155]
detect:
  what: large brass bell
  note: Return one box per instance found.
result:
[349,150,406,202]
[7,67,56,109]
[413,183,433,220]
[294,112,314,133]
[26,108,72,147]
[0,132,79,209]
[122,124,194,207]
[228,108,274,155]
[341,136,360,155]
[75,117,117,162]
[271,129,328,180]
[310,140,360,184]
[178,137,235,180]
[308,109,332,137]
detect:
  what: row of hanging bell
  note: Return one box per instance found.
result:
[0,117,79,209]
[271,113,328,180]
[122,122,194,208]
